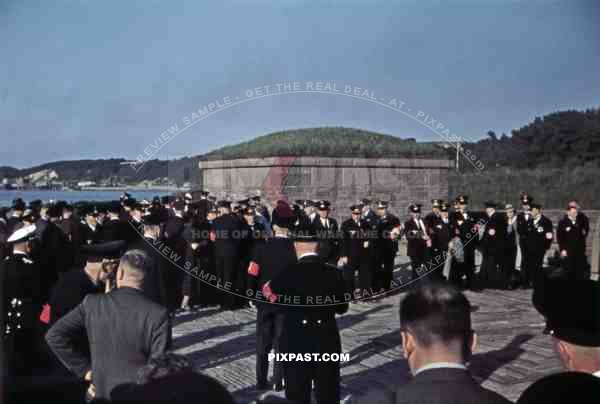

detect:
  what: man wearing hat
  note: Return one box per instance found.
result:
[248,200,297,391]
[523,202,554,289]
[502,204,519,289]
[557,200,590,280]
[516,193,534,286]
[46,249,171,401]
[268,226,349,404]
[339,204,373,298]
[532,274,600,378]
[6,198,26,235]
[374,201,402,293]
[213,200,244,310]
[360,198,377,223]
[1,224,43,385]
[403,203,428,282]
[425,202,452,282]
[479,201,507,289]
[160,200,187,313]
[452,195,478,290]
[79,206,102,245]
[312,200,339,264]
[424,199,443,231]
[98,201,123,243]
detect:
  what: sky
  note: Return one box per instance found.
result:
[1,0,599,168]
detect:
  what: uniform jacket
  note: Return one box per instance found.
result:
[376,214,401,254]
[430,218,452,254]
[213,214,243,257]
[479,212,506,256]
[45,287,171,400]
[526,215,554,253]
[403,217,427,258]
[312,216,340,262]
[340,217,371,267]
[269,254,348,354]
[98,218,122,243]
[557,213,589,255]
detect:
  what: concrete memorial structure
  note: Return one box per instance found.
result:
[199,155,453,218]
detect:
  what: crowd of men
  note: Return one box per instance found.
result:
[0,190,597,403]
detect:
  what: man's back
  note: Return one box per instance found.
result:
[46,287,171,400]
[352,368,511,404]
[395,368,510,404]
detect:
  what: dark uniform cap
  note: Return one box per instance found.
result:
[21,209,36,222]
[456,195,469,204]
[208,196,217,202]
[440,203,450,212]
[516,371,600,404]
[242,207,255,216]
[200,191,210,197]
[29,199,43,211]
[7,224,37,243]
[520,193,533,206]
[317,200,331,210]
[530,202,542,210]
[350,205,362,214]
[533,278,600,347]
[62,202,74,212]
[251,195,261,202]
[120,192,132,201]
[12,198,26,211]
[484,201,498,208]
[295,199,313,208]
[408,203,422,213]
[123,198,138,209]
[79,205,98,217]
[360,198,371,205]
[152,196,161,205]
[431,199,443,207]
[217,200,231,208]
[237,198,250,207]
[80,240,126,261]
[376,200,388,209]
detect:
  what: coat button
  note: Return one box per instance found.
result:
[302,320,307,325]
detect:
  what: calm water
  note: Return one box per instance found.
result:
[0,189,167,206]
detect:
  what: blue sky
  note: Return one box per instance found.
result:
[1,0,598,168]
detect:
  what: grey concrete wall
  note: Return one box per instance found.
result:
[199,156,452,219]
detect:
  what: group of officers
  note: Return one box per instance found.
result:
[0,190,594,403]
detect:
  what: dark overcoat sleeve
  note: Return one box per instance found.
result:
[149,309,172,358]
[45,299,90,378]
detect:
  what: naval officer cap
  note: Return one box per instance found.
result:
[533,277,600,347]
[350,205,362,214]
[317,200,331,210]
[80,240,127,262]
[431,199,443,207]
[408,203,422,213]
[12,198,26,211]
[484,201,498,209]
[217,200,231,209]
[7,224,37,244]
[376,200,388,209]
[456,195,469,204]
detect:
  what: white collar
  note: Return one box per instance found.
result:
[298,252,318,260]
[414,362,467,376]
[13,250,28,256]
[593,370,600,378]
[274,233,289,238]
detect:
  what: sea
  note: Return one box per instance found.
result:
[0,189,168,206]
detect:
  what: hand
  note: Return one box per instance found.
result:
[84,370,92,381]
[337,257,348,267]
[86,384,96,400]
[560,249,567,258]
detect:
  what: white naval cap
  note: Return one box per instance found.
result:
[7,224,37,243]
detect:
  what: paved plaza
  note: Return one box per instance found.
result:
[173,266,562,403]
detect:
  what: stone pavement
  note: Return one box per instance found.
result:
[172,267,562,404]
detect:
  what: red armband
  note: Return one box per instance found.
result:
[247,261,260,277]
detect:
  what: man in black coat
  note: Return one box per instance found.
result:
[248,201,298,390]
[556,200,590,280]
[373,201,401,293]
[269,228,349,404]
[425,202,452,282]
[213,200,243,309]
[403,204,428,282]
[452,195,479,290]
[98,201,123,242]
[159,200,187,312]
[79,206,102,245]
[351,283,511,404]
[524,203,554,289]
[46,249,171,402]
[516,194,534,288]
[339,204,374,297]
[311,200,339,264]
[479,201,507,289]
[1,224,43,387]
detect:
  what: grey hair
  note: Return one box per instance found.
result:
[119,249,152,278]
